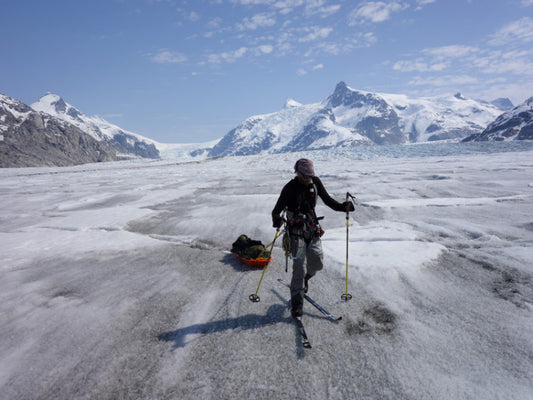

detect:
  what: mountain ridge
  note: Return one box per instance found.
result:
[31,94,159,159]
[463,96,533,142]
[0,93,119,167]
[208,81,512,157]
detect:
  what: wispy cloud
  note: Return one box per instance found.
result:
[296,62,325,76]
[150,49,188,64]
[421,45,480,61]
[298,26,333,42]
[391,15,533,99]
[255,44,274,55]
[303,32,377,58]
[394,42,533,77]
[488,17,533,46]
[414,0,436,10]
[471,50,533,75]
[186,11,200,22]
[349,1,408,25]
[393,59,448,72]
[408,75,478,87]
[394,45,478,73]
[304,2,342,18]
[237,13,276,30]
[207,47,248,64]
[207,17,222,29]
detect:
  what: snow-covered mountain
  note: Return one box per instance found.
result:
[463,96,533,142]
[209,82,508,157]
[0,93,118,167]
[31,94,159,159]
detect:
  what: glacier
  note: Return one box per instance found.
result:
[1,141,533,399]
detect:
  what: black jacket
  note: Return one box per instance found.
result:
[272,176,345,227]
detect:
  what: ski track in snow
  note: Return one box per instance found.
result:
[1,143,533,399]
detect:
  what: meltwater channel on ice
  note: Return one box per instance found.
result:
[1,141,533,400]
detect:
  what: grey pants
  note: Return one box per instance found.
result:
[290,235,324,307]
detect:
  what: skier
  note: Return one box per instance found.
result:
[272,158,354,318]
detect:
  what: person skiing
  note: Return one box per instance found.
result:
[272,158,354,318]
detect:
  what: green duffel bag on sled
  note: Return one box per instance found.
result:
[231,234,271,267]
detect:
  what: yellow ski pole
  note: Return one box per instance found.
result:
[341,192,356,301]
[249,228,284,303]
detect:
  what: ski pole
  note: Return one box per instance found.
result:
[249,228,284,303]
[341,192,357,301]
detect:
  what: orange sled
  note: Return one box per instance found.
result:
[234,253,272,268]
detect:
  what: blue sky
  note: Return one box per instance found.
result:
[1,0,532,143]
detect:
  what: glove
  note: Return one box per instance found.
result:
[272,215,283,228]
[342,201,355,212]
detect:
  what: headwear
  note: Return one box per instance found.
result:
[294,158,315,179]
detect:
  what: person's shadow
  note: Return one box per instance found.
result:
[158,301,290,350]
[158,290,314,358]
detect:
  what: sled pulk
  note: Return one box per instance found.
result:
[248,228,284,303]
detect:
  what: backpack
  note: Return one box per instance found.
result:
[231,234,270,259]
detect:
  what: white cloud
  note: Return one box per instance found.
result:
[230,0,272,4]
[360,32,378,47]
[302,31,377,58]
[349,1,408,25]
[522,0,533,6]
[150,49,188,64]
[305,42,340,56]
[408,75,478,87]
[422,45,479,59]
[207,47,248,63]
[472,50,533,75]
[271,0,304,14]
[414,0,436,10]
[187,11,200,22]
[488,17,533,46]
[207,17,222,29]
[475,81,533,105]
[305,2,342,18]
[295,62,324,76]
[393,59,448,72]
[298,26,333,42]
[255,44,274,55]
[237,13,276,30]
[274,0,304,6]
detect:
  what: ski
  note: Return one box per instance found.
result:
[278,278,342,321]
[294,316,312,348]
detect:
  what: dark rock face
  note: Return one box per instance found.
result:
[0,95,118,167]
[30,93,160,160]
[463,97,533,142]
[111,131,160,159]
[328,82,405,145]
